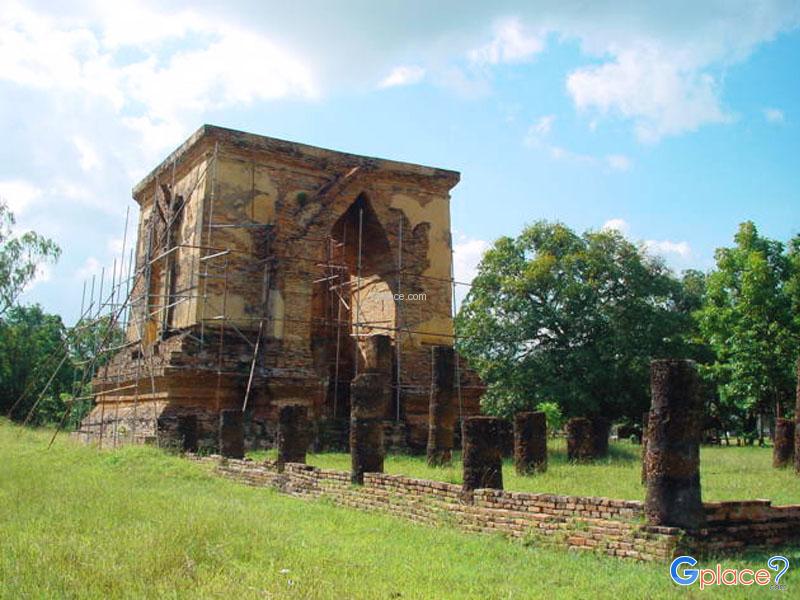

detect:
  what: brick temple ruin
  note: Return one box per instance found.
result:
[75,125,483,451]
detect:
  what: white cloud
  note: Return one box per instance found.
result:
[602,220,691,262]
[763,107,785,123]
[605,154,632,172]
[75,256,102,280]
[644,239,692,258]
[469,18,545,65]
[0,1,317,158]
[73,136,101,171]
[567,46,730,142]
[453,234,490,308]
[0,179,42,214]
[602,218,630,234]
[379,65,425,88]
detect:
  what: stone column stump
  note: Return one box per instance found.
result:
[644,359,706,530]
[277,404,309,472]
[177,414,198,453]
[350,372,390,484]
[566,417,593,462]
[427,345,456,466]
[513,411,547,475]
[462,416,503,492]
[219,409,244,459]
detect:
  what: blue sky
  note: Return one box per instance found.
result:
[2,1,799,322]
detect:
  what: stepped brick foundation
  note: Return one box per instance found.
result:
[192,456,800,562]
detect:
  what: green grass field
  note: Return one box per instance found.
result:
[250,437,800,506]
[1,420,797,599]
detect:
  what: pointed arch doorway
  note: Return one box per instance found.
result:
[311,193,397,421]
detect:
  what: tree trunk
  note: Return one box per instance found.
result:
[772,418,795,468]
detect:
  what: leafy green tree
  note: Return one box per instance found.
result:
[696,222,798,442]
[0,199,60,316]
[456,221,692,423]
[2,307,125,427]
[0,305,74,424]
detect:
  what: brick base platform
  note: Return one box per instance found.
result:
[190,456,800,561]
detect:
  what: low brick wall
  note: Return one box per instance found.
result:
[692,500,800,554]
[190,457,799,561]
[193,456,680,560]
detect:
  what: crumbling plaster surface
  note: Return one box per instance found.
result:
[83,125,482,450]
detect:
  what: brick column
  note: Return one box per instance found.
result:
[427,345,456,466]
[177,414,198,453]
[350,373,389,483]
[566,417,593,462]
[513,411,547,475]
[645,359,706,530]
[350,334,392,483]
[219,409,244,459]
[277,404,309,472]
[360,334,393,376]
[462,416,503,492]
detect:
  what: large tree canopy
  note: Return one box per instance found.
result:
[455,221,692,422]
[696,221,799,428]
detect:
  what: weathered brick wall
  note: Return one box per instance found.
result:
[86,125,485,451]
[691,500,800,554]
[193,456,682,561]
[191,457,800,561]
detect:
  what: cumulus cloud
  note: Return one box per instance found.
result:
[0,179,42,214]
[644,239,692,258]
[73,136,101,172]
[763,107,785,123]
[379,65,426,88]
[602,218,630,234]
[0,0,316,158]
[567,46,730,142]
[602,219,692,265]
[453,233,490,308]
[469,18,545,65]
[75,256,102,280]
